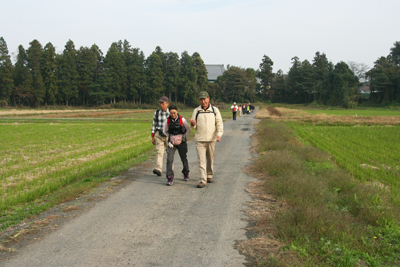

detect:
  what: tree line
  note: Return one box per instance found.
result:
[251,42,400,107]
[1,36,399,108]
[0,37,210,107]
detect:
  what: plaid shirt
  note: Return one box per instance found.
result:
[151,108,170,137]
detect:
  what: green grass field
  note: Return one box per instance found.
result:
[289,123,400,204]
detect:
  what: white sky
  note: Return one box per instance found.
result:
[1,0,399,73]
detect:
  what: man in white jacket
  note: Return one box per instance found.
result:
[190,91,224,188]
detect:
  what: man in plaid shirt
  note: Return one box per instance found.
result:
[151,96,170,176]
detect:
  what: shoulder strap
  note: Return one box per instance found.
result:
[179,115,183,126]
[195,105,216,121]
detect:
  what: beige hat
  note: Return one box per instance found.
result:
[198,91,209,99]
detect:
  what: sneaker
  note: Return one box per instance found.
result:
[153,169,162,176]
[183,172,189,181]
[167,176,173,186]
[207,178,213,183]
[197,182,206,188]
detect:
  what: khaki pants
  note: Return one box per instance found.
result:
[155,131,168,172]
[195,141,216,184]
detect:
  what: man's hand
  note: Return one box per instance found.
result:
[216,136,221,142]
[190,119,196,127]
[151,136,156,145]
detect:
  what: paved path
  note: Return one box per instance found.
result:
[2,111,258,267]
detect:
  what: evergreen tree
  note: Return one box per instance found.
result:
[244,68,258,102]
[192,52,208,94]
[59,40,78,106]
[104,42,127,103]
[326,61,359,107]
[13,45,33,106]
[123,40,140,102]
[298,59,314,103]
[164,52,180,102]
[27,39,45,106]
[137,51,146,103]
[312,52,333,103]
[287,56,302,103]
[0,37,14,104]
[273,69,286,102]
[145,52,164,103]
[41,42,58,105]
[367,56,399,103]
[178,51,196,105]
[389,41,400,66]
[257,55,274,101]
[77,46,97,105]
[220,66,246,102]
[86,44,105,104]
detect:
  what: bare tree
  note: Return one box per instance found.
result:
[348,61,370,82]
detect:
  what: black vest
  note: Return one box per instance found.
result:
[168,114,186,135]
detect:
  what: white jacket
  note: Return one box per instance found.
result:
[190,105,223,142]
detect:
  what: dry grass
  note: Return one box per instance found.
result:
[62,205,79,212]
[256,106,400,125]
[0,109,103,116]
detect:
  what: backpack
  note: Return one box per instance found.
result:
[233,107,237,112]
[195,105,216,121]
[166,115,183,127]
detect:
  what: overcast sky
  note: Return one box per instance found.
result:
[1,0,399,73]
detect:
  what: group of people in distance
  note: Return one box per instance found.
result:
[230,102,254,120]
[151,92,224,188]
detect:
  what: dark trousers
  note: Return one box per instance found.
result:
[166,141,189,178]
[233,111,237,120]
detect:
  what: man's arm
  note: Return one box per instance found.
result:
[151,110,158,145]
[189,108,198,128]
[215,107,224,142]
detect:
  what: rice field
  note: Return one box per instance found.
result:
[290,123,400,204]
[0,119,152,211]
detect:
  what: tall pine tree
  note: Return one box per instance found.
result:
[13,45,33,106]
[145,52,164,103]
[59,40,78,106]
[192,52,208,96]
[0,37,14,105]
[27,39,45,106]
[164,52,180,102]
[179,51,196,105]
[41,42,58,105]
[104,42,127,103]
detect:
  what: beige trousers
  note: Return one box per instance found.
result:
[195,141,216,184]
[155,131,168,172]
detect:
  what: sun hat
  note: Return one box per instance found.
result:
[198,91,209,99]
[234,102,236,104]
[158,96,169,102]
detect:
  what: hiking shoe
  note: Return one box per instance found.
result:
[197,182,206,188]
[207,178,213,183]
[183,172,189,181]
[153,169,162,176]
[167,176,173,186]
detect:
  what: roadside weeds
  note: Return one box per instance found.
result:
[238,110,400,266]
